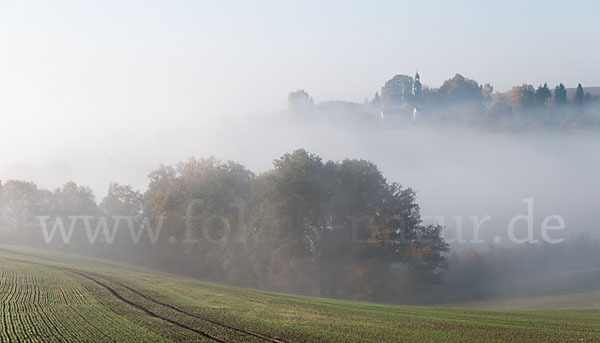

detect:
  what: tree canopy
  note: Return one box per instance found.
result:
[0,151,448,302]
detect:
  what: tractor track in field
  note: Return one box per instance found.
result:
[96,275,287,343]
[1,254,288,343]
[66,269,232,343]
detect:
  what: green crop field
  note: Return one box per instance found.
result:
[1,245,600,342]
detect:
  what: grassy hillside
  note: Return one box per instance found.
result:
[1,245,600,342]
[446,289,600,311]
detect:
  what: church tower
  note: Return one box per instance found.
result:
[412,72,422,102]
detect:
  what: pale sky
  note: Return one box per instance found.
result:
[1,1,599,118]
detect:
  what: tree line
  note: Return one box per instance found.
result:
[0,149,448,302]
[289,73,600,131]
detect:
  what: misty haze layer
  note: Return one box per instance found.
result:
[3,113,599,246]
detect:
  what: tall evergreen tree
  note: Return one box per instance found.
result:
[535,83,552,105]
[554,83,567,104]
[574,83,585,105]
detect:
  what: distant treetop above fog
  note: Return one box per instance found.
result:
[288,73,600,131]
